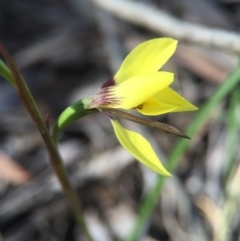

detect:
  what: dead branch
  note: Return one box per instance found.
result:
[91,0,240,55]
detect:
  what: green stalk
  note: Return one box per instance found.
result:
[52,100,96,144]
[0,59,15,87]
[126,67,240,241]
[224,86,240,182]
[0,42,94,241]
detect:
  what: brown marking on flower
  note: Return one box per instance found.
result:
[88,86,122,108]
[101,77,116,88]
[137,104,144,110]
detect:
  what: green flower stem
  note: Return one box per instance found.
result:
[224,86,240,182]
[53,100,96,144]
[126,67,240,241]
[0,42,94,241]
[0,59,15,87]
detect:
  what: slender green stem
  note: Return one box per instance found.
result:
[0,59,15,87]
[0,42,94,241]
[52,101,96,144]
[126,67,240,241]
[224,86,240,182]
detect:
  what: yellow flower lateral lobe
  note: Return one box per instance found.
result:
[110,119,171,176]
[114,38,177,83]
[136,87,198,116]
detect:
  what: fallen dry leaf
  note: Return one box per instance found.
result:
[0,151,32,185]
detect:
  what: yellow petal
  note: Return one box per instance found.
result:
[136,98,176,115]
[110,119,171,176]
[114,38,177,83]
[105,72,173,110]
[136,87,198,115]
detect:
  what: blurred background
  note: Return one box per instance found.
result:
[0,0,240,240]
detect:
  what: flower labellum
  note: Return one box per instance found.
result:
[54,38,198,176]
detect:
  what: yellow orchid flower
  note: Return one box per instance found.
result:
[54,38,198,176]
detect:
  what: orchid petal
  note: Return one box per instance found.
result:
[136,87,198,115]
[110,119,171,176]
[104,72,173,110]
[114,38,177,83]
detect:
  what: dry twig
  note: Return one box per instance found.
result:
[91,0,240,55]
